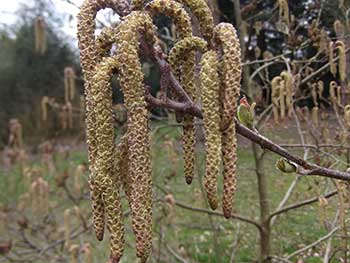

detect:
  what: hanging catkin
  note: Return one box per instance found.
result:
[64,67,76,102]
[146,0,195,184]
[169,36,207,184]
[91,56,124,262]
[281,71,293,118]
[329,41,337,77]
[200,51,221,210]
[34,16,47,54]
[41,96,49,122]
[335,40,347,82]
[271,76,282,123]
[175,0,214,40]
[213,23,241,218]
[77,0,130,243]
[115,12,157,262]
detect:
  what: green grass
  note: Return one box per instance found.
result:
[0,121,346,262]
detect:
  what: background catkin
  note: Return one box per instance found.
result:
[344,105,350,129]
[271,76,281,123]
[329,41,337,77]
[200,50,221,210]
[41,96,49,122]
[64,67,76,102]
[169,36,207,184]
[115,12,156,262]
[281,71,293,118]
[213,23,241,218]
[335,40,347,82]
[34,16,46,54]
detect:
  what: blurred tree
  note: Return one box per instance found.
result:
[0,0,79,146]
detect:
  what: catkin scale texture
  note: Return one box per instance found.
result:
[91,56,124,261]
[145,0,192,39]
[200,51,221,210]
[115,12,155,262]
[169,36,207,184]
[176,0,214,40]
[78,0,130,243]
[213,23,241,218]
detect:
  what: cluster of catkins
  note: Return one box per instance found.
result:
[77,0,241,262]
[271,71,293,122]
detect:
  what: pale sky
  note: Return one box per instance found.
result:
[0,0,83,38]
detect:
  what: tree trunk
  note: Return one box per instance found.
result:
[253,144,271,263]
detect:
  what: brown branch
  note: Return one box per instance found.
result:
[147,48,350,182]
[268,190,338,220]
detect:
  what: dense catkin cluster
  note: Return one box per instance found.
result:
[213,23,241,218]
[146,1,194,184]
[78,0,243,261]
[34,16,47,54]
[77,0,130,246]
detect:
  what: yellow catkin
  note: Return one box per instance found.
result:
[67,102,73,129]
[335,40,347,82]
[77,0,130,243]
[115,12,157,262]
[113,135,130,202]
[329,81,339,107]
[64,67,76,102]
[131,0,147,10]
[279,80,286,120]
[311,106,319,127]
[169,36,207,184]
[145,0,192,39]
[337,86,342,107]
[30,177,49,216]
[317,80,324,98]
[60,105,68,130]
[271,76,282,123]
[96,26,119,57]
[281,71,293,118]
[200,51,221,210]
[277,0,290,26]
[34,16,47,54]
[176,0,214,40]
[213,23,241,218]
[311,83,318,107]
[41,96,49,122]
[91,56,124,262]
[69,244,80,263]
[83,243,93,263]
[74,164,86,195]
[334,20,345,37]
[64,209,71,249]
[344,105,350,129]
[329,41,337,77]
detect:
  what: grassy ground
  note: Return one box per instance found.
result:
[0,120,346,262]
